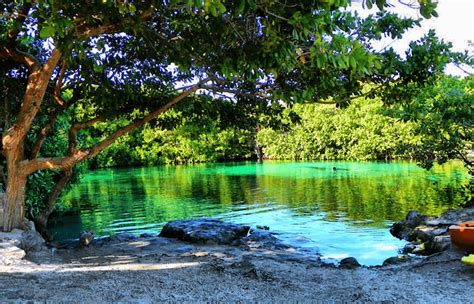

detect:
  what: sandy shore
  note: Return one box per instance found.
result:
[1,232,473,303]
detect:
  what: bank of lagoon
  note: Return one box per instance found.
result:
[50,160,470,265]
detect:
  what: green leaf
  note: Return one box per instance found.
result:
[210,5,218,17]
[247,0,256,10]
[365,0,373,9]
[39,25,55,39]
[237,0,245,14]
[218,3,227,13]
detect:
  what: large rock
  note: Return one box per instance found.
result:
[390,211,429,240]
[0,241,26,265]
[19,229,45,252]
[425,235,451,253]
[0,228,23,246]
[159,219,250,245]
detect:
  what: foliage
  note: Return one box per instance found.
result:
[86,97,255,167]
[257,98,421,161]
[390,76,473,173]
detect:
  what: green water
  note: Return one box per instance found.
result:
[50,161,470,265]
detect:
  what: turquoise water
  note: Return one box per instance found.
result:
[50,161,470,265]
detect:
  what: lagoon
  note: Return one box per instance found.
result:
[50,161,470,265]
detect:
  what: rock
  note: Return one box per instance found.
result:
[410,226,448,243]
[339,257,361,269]
[405,210,428,225]
[391,208,474,256]
[159,219,250,245]
[0,241,26,265]
[241,229,291,250]
[390,211,429,240]
[0,229,24,246]
[412,243,426,254]
[402,243,416,254]
[425,235,451,253]
[382,255,411,266]
[79,231,94,247]
[114,233,138,241]
[19,229,45,252]
[421,208,474,226]
[256,225,269,230]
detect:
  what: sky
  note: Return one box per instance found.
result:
[351,0,474,76]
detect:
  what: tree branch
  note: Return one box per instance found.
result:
[34,168,73,237]
[201,85,272,100]
[0,47,41,72]
[77,5,155,37]
[68,116,105,155]
[29,88,81,160]
[3,48,63,150]
[87,84,199,158]
[20,78,208,175]
[53,62,67,107]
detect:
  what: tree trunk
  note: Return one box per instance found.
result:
[2,133,28,231]
[34,169,72,238]
[2,169,27,231]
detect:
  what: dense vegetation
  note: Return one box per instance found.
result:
[88,96,255,168]
[1,0,470,235]
[257,98,420,161]
[257,76,473,169]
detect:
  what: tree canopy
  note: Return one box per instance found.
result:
[0,0,468,233]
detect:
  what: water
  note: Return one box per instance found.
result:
[50,161,470,265]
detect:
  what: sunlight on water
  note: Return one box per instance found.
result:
[50,161,470,265]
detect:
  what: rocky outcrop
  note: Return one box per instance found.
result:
[159,219,250,245]
[390,208,474,255]
[240,229,291,250]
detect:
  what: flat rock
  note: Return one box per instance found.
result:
[159,219,250,245]
[429,208,474,226]
[0,229,24,246]
[0,241,26,265]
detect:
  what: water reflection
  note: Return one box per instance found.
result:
[50,161,470,265]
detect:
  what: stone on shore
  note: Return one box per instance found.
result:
[0,241,25,265]
[382,255,411,266]
[19,229,45,252]
[390,207,474,255]
[159,219,250,245]
[339,257,361,269]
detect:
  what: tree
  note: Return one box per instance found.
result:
[0,0,451,233]
[393,76,473,174]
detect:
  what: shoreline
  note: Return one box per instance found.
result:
[1,210,473,302]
